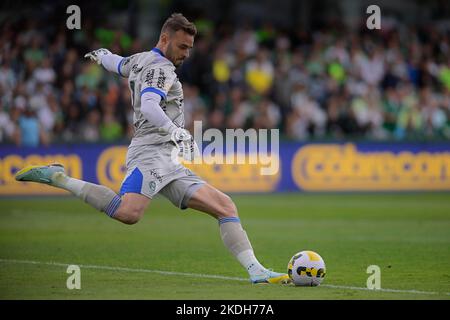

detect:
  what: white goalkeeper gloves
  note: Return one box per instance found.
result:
[171,127,200,162]
[84,48,112,65]
[160,125,199,162]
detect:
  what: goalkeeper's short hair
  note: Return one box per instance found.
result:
[161,13,197,37]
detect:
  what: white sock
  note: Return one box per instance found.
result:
[236,249,267,276]
[53,173,85,197]
[219,217,268,276]
[52,172,120,216]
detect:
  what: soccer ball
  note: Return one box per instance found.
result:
[287,250,326,286]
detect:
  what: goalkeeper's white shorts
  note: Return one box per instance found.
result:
[120,142,205,209]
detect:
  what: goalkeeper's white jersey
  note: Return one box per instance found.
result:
[120,48,185,146]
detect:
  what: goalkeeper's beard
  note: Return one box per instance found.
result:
[166,43,184,67]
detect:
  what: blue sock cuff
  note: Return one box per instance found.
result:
[104,195,122,218]
[218,217,241,225]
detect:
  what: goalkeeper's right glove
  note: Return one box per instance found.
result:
[84,48,112,65]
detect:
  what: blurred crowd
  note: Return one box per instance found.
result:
[1,16,450,147]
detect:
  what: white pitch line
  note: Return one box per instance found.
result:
[0,258,248,282]
[321,284,450,296]
[1,258,449,297]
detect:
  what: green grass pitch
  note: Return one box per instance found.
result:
[0,193,449,300]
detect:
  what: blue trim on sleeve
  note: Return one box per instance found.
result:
[140,87,166,100]
[117,57,125,77]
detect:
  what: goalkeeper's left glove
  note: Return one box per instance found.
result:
[158,121,200,161]
[170,127,200,162]
[84,48,112,65]
[159,123,199,162]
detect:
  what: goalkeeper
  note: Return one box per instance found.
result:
[15,13,289,284]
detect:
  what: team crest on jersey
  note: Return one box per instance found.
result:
[149,181,156,192]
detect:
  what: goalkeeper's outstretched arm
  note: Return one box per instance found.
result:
[84,48,127,77]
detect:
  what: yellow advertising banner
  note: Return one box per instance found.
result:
[291,144,450,191]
